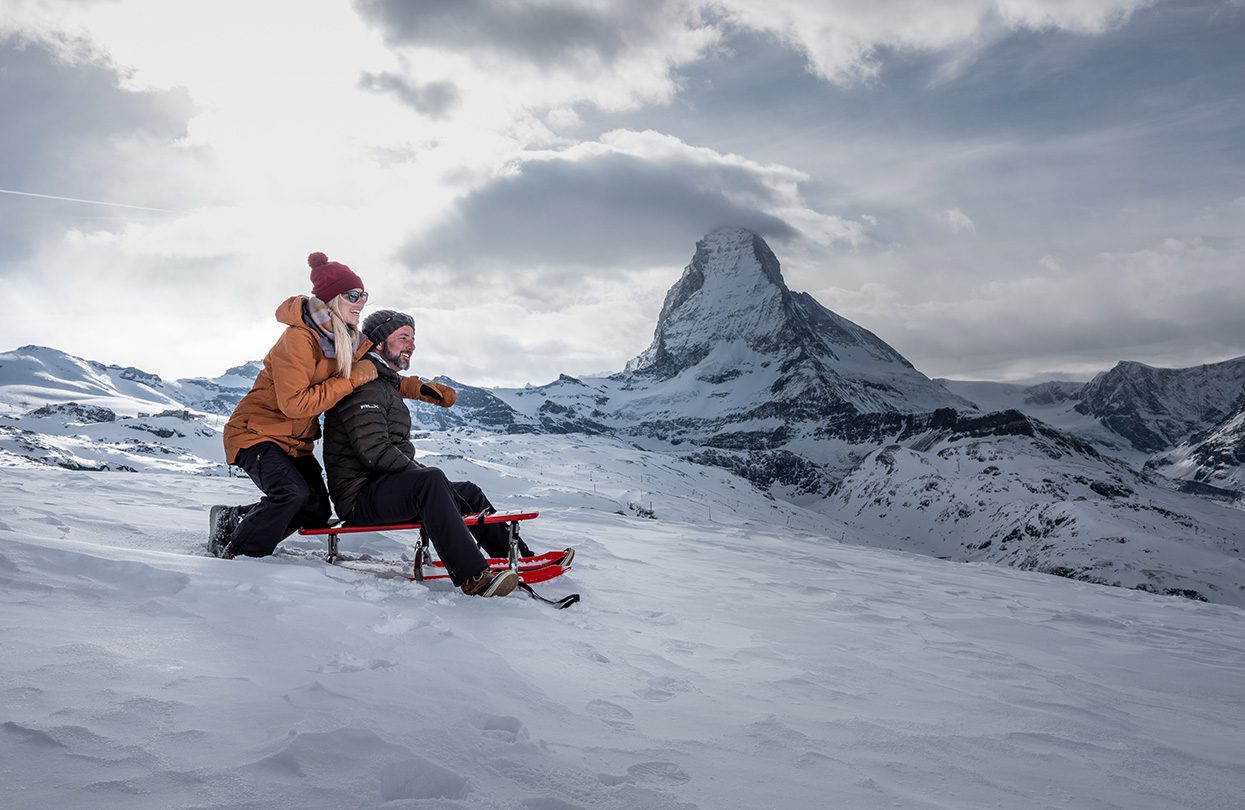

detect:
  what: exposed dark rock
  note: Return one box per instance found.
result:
[89,361,164,387]
[126,424,183,439]
[26,402,116,423]
[684,448,830,496]
[699,369,742,384]
[1088,480,1134,499]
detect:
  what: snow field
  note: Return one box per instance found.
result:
[2,460,1244,809]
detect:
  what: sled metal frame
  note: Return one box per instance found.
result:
[298,510,537,576]
[410,516,525,581]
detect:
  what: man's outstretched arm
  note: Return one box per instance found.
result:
[400,375,457,407]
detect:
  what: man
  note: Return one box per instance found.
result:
[322,309,529,597]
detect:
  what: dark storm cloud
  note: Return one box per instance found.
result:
[0,35,196,265]
[558,2,1245,378]
[573,1,1245,211]
[401,149,800,277]
[354,0,666,66]
[358,71,460,117]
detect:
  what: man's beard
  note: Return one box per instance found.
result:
[383,347,411,370]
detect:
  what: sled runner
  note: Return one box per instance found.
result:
[298,510,579,608]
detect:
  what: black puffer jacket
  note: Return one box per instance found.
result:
[323,354,421,520]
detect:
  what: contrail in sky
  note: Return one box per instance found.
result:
[0,187,172,212]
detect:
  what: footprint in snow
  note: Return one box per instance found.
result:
[661,639,703,655]
[795,750,836,768]
[633,610,678,626]
[586,699,633,727]
[471,713,527,743]
[625,761,691,785]
[637,675,695,702]
[575,643,611,664]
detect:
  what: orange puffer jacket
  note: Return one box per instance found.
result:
[223,296,364,463]
[223,296,459,464]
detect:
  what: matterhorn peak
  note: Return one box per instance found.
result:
[625,228,792,376]
[695,226,787,287]
[624,228,968,414]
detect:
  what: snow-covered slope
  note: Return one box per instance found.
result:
[942,364,1245,502]
[1152,396,1245,499]
[938,378,1125,450]
[0,346,248,473]
[2,449,1243,809]
[942,359,1245,457]
[0,405,223,473]
[0,345,190,417]
[827,430,1244,604]
[0,345,259,419]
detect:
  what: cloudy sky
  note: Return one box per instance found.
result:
[2,0,1243,387]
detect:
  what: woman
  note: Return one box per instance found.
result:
[209,251,379,558]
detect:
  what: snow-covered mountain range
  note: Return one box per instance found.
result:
[0,345,234,474]
[1,227,1241,605]
[1151,396,1245,496]
[939,357,1245,497]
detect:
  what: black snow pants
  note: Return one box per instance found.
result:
[228,441,332,558]
[347,466,493,586]
[450,479,534,559]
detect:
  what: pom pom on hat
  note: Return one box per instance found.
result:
[307,251,364,303]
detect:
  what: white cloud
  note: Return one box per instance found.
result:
[1039,255,1063,273]
[350,0,1158,127]
[717,0,1155,84]
[942,207,977,234]
[354,0,722,117]
[0,33,207,261]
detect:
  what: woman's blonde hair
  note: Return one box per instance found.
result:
[325,295,357,379]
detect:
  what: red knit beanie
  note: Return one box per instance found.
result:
[308,252,364,303]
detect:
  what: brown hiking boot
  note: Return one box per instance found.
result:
[460,569,519,597]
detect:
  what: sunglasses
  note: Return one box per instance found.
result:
[341,290,369,303]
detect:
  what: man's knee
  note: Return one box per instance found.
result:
[405,466,450,493]
[455,480,485,503]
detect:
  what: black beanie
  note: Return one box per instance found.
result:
[362,309,415,345]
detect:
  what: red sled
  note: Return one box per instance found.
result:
[297,509,572,585]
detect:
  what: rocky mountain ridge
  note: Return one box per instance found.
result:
[940,356,1245,496]
[1075,358,1245,453]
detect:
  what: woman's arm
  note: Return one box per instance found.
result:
[270,331,360,419]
